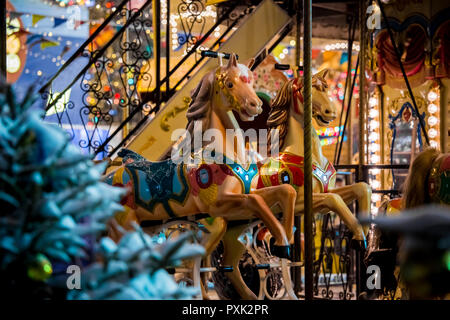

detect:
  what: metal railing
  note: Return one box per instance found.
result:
[39,0,255,159]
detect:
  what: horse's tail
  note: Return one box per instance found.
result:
[402,147,440,209]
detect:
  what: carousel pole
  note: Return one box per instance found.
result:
[375,0,430,146]
[358,0,367,181]
[355,0,367,298]
[303,0,314,301]
[153,0,161,111]
[293,0,303,296]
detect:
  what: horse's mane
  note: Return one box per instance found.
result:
[185,70,215,144]
[267,79,293,152]
[161,70,215,159]
[267,73,328,152]
[402,147,441,209]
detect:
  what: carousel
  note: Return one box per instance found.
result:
[1,0,449,301]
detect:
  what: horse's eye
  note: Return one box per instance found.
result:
[227,82,233,89]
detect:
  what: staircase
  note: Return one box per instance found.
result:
[123,0,291,160]
[39,0,293,161]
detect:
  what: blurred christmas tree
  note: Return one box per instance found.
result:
[0,83,204,300]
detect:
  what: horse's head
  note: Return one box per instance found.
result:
[403,148,450,208]
[268,68,336,151]
[213,53,263,121]
[184,54,263,151]
[291,68,336,126]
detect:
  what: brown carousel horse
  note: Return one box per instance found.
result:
[212,69,371,299]
[105,54,298,264]
[363,148,450,299]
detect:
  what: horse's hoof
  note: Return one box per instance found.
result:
[350,239,367,251]
[272,245,291,259]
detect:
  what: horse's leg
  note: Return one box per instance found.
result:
[108,206,139,242]
[222,224,258,300]
[252,184,297,243]
[198,217,228,300]
[215,193,290,249]
[295,193,365,241]
[329,182,372,234]
[199,217,228,256]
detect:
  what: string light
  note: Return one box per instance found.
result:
[368,90,382,216]
[426,84,440,149]
[324,42,360,52]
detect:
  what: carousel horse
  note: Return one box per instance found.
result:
[213,69,371,300]
[105,54,298,272]
[363,148,450,299]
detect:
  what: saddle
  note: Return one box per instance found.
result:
[118,149,189,217]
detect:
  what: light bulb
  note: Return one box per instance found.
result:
[371,194,381,202]
[371,168,381,175]
[369,109,379,118]
[428,128,437,138]
[369,97,378,107]
[428,103,438,114]
[370,120,379,129]
[428,116,438,126]
[371,180,381,189]
[370,155,380,163]
[427,91,438,102]
[369,132,379,141]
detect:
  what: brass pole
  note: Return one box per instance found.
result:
[303,0,314,301]
[378,85,385,189]
[358,1,366,180]
[293,0,303,296]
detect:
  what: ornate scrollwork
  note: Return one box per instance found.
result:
[313,213,355,300]
[42,4,153,157]
[177,0,206,57]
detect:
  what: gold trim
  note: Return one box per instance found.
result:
[160,96,191,132]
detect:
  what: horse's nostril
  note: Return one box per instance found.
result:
[250,101,257,108]
[325,109,331,114]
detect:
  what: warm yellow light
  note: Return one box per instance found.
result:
[7,35,20,54]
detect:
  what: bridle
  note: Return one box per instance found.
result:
[292,77,304,114]
[291,76,329,115]
[215,67,242,113]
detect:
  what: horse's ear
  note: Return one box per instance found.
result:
[227,53,238,68]
[315,68,329,80]
[246,58,255,69]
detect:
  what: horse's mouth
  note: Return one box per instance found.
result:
[239,108,257,121]
[316,115,332,126]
